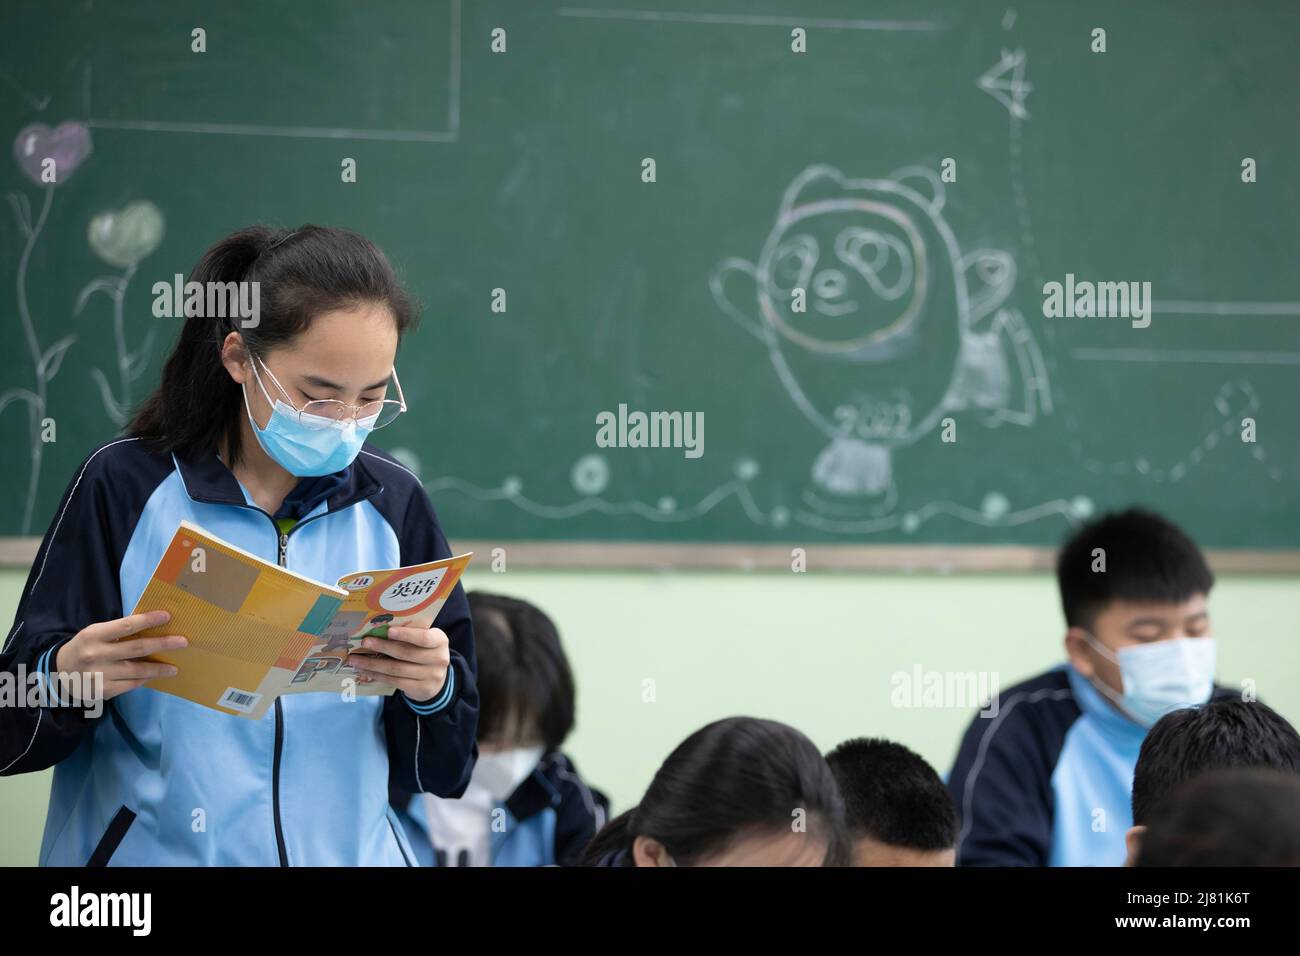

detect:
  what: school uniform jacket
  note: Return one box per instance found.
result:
[947,664,1236,866]
[392,750,610,867]
[0,437,478,866]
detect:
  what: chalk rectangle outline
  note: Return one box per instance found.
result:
[85,0,460,143]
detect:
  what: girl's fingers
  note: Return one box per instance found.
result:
[348,656,429,681]
[85,610,171,643]
[383,626,447,649]
[110,660,180,681]
[102,634,188,661]
[357,636,440,664]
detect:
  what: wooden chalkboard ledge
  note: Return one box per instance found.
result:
[0,537,1297,574]
[443,542,1300,574]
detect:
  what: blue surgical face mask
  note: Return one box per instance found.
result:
[242,363,374,477]
[1081,631,1217,728]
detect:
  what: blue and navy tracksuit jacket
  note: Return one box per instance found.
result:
[947,664,1236,866]
[391,751,609,867]
[0,436,479,866]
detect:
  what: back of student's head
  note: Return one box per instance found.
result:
[1131,699,1300,826]
[825,738,956,861]
[1137,769,1300,866]
[1056,507,1213,630]
[469,592,573,751]
[580,717,850,866]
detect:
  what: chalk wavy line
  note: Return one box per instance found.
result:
[423,476,776,525]
[794,497,1080,534]
[424,475,1080,536]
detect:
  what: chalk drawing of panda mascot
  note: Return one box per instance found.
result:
[710,164,1051,519]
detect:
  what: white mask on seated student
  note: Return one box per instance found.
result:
[471,746,546,803]
[422,747,545,866]
[1082,632,1217,728]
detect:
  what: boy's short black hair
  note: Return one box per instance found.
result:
[1056,507,1213,630]
[1131,700,1300,826]
[469,592,575,752]
[1137,769,1300,866]
[825,738,957,851]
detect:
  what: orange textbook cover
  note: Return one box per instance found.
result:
[126,521,472,719]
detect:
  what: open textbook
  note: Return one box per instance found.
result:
[126,521,472,719]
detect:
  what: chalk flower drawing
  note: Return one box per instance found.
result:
[5,121,92,533]
[77,199,165,426]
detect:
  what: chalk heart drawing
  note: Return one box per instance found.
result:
[12,121,92,185]
[88,200,164,268]
[710,164,1051,515]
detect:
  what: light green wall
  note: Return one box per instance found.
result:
[3,566,1298,865]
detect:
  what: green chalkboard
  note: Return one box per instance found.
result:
[2,0,1297,554]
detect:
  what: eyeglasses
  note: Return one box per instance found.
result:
[249,353,407,430]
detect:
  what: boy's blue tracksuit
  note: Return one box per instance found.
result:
[0,438,478,866]
[392,751,609,866]
[947,664,1236,866]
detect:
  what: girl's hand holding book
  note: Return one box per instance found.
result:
[347,625,450,703]
[54,610,187,702]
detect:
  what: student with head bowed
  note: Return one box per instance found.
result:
[580,716,850,867]
[1133,769,1300,867]
[392,591,609,866]
[1125,698,1300,865]
[826,737,957,867]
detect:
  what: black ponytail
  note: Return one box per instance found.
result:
[579,716,851,866]
[128,224,417,464]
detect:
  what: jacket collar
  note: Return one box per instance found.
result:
[1065,664,1149,743]
[504,753,564,822]
[173,445,384,514]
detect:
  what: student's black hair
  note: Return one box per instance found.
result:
[579,717,850,867]
[1131,699,1300,826]
[129,225,417,464]
[1055,507,1213,631]
[469,592,575,752]
[824,737,957,851]
[1136,769,1300,866]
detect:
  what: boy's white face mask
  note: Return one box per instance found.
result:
[1082,632,1217,728]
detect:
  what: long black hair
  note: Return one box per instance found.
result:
[580,716,850,866]
[128,224,417,464]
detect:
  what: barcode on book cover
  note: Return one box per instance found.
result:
[219,687,261,713]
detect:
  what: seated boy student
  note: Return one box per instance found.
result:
[826,738,957,866]
[390,592,608,866]
[947,508,1235,866]
[1124,699,1300,865]
[1134,769,1300,867]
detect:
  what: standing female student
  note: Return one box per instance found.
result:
[0,225,477,866]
